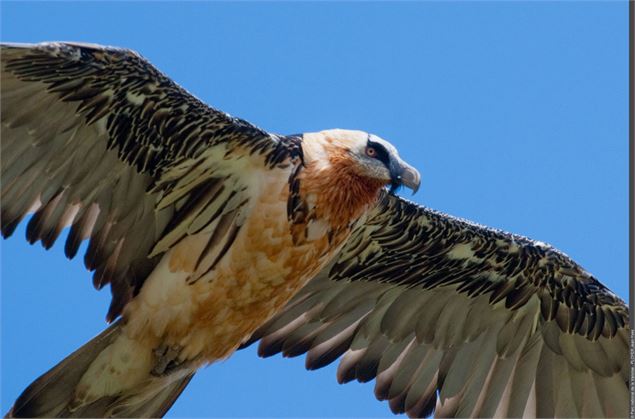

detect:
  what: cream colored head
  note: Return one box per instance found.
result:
[303,129,421,194]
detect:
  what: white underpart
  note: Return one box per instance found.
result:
[129,250,195,338]
[74,168,271,402]
[306,219,330,241]
[75,334,153,407]
[75,249,194,404]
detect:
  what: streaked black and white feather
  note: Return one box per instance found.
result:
[1,42,301,320]
[244,192,629,418]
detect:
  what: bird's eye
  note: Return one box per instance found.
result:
[366,147,377,158]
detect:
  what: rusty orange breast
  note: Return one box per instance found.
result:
[165,169,349,363]
[123,144,385,367]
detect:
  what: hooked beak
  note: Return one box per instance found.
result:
[388,156,421,195]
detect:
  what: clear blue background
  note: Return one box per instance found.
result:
[1,2,628,417]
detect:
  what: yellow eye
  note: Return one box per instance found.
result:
[366,147,377,158]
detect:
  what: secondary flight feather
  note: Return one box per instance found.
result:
[1,42,629,418]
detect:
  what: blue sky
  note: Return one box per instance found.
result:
[1,2,628,417]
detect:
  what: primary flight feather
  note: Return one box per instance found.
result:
[0,42,628,418]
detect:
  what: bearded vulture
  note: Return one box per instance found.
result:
[1,42,629,418]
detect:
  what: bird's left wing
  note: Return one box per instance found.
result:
[243,192,629,418]
[1,42,299,321]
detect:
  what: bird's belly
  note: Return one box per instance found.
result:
[178,208,335,362]
[122,174,339,366]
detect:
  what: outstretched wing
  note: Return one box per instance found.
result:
[244,192,629,418]
[1,42,298,321]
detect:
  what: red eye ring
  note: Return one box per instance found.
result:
[366,147,377,158]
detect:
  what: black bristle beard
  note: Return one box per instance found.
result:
[389,181,402,195]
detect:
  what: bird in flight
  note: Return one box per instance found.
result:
[1,42,629,418]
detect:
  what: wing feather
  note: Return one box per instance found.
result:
[1,42,298,320]
[245,193,629,417]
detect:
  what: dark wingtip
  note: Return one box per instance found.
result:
[257,338,284,358]
[1,219,20,239]
[64,231,82,259]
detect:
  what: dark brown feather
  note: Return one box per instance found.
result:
[1,42,300,321]
[242,193,629,418]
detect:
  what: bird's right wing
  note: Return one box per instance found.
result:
[1,42,301,321]
[245,193,629,418]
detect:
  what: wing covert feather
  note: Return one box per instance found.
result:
[1,42,298,320]
[245,193,629,418]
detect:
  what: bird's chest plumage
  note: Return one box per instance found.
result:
[123,165,352,365]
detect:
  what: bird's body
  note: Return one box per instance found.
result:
[1,42,629,418]
[110,131,380,382]
[36,127,391,413]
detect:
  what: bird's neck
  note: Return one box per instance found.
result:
[300,139,384,228]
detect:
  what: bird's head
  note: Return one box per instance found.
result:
[306,129,421,195]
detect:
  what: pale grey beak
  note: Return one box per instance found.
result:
[399,162,421,194]
[389,156,421,195]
